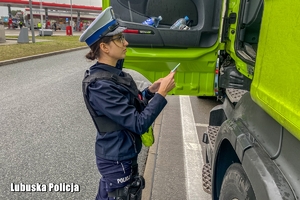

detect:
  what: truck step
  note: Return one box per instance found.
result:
[208,126,219,148]
[202,126,219,194]
[226,88,248,104]
[202,163,212,194]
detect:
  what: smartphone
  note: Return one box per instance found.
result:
[171,63,180,72]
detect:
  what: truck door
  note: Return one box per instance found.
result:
[102,0,223,96]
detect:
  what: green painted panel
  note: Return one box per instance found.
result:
[123,45,219,96]
[251,0,300,139]
[102,0,220,96]
[102,0,110,9]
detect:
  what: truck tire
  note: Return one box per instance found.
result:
[219,163,256,200]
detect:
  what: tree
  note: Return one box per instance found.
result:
[11,10,23,18]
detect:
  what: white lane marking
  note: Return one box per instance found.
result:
[179,96,211,200]
[195,123,209,127]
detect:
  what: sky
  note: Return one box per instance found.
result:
[0,0,102,16]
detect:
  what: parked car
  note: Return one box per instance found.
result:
[12,18,18,28]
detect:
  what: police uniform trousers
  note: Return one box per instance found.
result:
[95,156,138,200]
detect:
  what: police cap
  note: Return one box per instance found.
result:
[79,6,126,47]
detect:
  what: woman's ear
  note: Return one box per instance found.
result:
[100,43,109,54]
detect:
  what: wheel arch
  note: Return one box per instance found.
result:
[212,138,240,200]
[211,117,296,200]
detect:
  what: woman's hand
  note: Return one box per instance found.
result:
[157,72,176,97]
[148,78,163,93]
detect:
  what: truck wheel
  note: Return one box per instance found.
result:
[219,163,256,200]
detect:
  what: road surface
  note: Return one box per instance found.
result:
[0,49,220,199]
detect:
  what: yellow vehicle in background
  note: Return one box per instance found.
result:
[103,0,300,199]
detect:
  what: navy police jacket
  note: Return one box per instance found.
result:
[86,61,167,161]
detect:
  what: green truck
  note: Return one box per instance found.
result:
[103,0,300,199]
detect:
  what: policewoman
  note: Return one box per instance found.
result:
[80,7,176,200]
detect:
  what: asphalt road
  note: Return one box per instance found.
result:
[0,48,220,199]
[0,49,150,199]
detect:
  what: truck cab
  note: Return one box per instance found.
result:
[102,0,300,199]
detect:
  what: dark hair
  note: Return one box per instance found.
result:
[85,36,112,60]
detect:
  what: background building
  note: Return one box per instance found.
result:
[0,0,102,31]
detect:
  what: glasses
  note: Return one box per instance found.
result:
[111,34,126,46]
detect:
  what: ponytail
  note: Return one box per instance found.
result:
[85,49,97,60]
